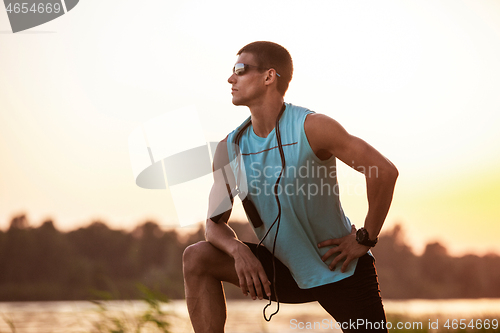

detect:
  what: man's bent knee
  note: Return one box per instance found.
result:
[183,241,221,277]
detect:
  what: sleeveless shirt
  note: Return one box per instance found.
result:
[227,102,358,289]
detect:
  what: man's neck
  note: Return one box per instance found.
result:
[248,97,285,138]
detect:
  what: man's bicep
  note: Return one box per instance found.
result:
[332,129,397,179]
[335,135,381,171]
[207,179,232,223]
[305,114,389,174]
[305,113,354,160]
[208,138,236,223]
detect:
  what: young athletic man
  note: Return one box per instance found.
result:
[183,41,398,332]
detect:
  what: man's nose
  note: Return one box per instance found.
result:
[228,73,237,83]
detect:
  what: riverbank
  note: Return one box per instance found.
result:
[1,299,499,333]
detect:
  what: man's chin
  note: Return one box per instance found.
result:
[231,98,246,106]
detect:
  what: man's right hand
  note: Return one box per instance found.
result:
[232,242,271,300]
[206,138,271,300]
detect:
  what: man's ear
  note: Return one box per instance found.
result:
[264,69,279,86]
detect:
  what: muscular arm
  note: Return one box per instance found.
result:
[305,113,399,271]
[205,137,239,251]
[205,137,271,299]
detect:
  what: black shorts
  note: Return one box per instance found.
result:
[245,242,388,332]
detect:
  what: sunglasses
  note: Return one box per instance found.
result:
[232,63,281,77]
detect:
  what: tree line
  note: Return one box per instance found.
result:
[372,224,500,299]
[0,214,499,301]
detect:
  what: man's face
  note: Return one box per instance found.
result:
[228,52,267,107]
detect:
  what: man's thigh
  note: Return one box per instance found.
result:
[184,241,240,286]
[244,242,314,304]
[310,254,388,333]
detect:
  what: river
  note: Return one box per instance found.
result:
[0,299,499,332]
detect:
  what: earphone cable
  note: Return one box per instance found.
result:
[261,105,286,321]
[233,104,287,321]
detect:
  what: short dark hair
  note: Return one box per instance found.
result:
[237,41,293,96]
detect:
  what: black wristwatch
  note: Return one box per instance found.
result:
[356,227,378,247]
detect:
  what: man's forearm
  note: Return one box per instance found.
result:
[363,163,398,240]
[205,219,246,258]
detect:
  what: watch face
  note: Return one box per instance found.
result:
[356,229,366,242]
[356,228,377,246]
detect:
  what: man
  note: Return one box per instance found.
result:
[183,41,398,332]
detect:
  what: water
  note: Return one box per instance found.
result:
[0,299,499,333]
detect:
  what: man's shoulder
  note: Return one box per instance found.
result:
[304,112,345,133]
[286,102,315,115]
[303,112,352,157]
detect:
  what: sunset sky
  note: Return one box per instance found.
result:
[1,0,499,256]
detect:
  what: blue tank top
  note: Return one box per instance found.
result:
[227,103,358,289]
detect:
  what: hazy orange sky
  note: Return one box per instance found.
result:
[1,0,499,256]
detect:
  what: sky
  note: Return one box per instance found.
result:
[1,0,499,256]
